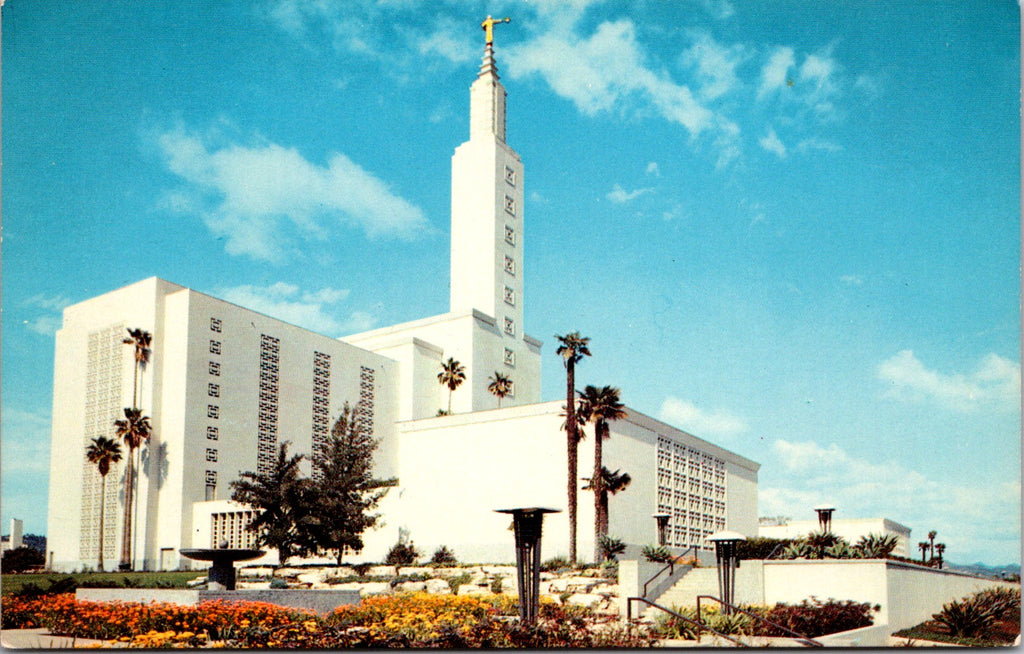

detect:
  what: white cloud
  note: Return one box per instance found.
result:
[840,274,863,286]
[659,397,748,437]
[24,315,62,336]
[1,409,51,475]
[158,127,429,262]
[23,293,72,312]
[877,350,1021,413]
[761,439,1021,562]
[507,19,715,137]
[680,33,746,101]
[646,162,661,177]
[217,282,376,337]
[758,46,795,99]
[758,128,787,158]
[607,184,653,203]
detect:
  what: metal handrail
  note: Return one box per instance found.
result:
[764,542,786,560]
[626,596,747,647]
[642,545,697,597]
[696,595,823,647]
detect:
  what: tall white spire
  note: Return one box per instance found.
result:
[469,43,507,143]
[449,19,531,400]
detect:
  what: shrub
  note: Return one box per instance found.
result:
[490,575,503,594]
[14,576,78,597]
[737,537,793,560]
[761,598,876,638]
[384,541,420,568]
[447,571,472,594]
[1,546,45,573]
[540,556,571,572]
[351,562,373,577]
[269,578,289,589]
[932,598,997,638]
[429,545,458,566]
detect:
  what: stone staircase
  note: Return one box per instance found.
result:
[644,567,719,617]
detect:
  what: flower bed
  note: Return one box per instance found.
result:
[2,592,656,648]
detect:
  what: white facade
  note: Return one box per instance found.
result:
[47,279,397,571]
[386,401,759,564]
[45,41,760,570]
[759,517,913,557]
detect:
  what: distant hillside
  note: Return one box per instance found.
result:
[947,561,1021,579]
[2,533,46,553]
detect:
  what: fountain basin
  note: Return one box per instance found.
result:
[180,548,265,590]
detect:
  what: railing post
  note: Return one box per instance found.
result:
[695,595,702,643]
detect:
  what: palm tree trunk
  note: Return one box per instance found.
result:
[98,475,106,572]
[120,450,135,569]
[447,389,453,414]
[594,421,605,561]
[566,360,577,565]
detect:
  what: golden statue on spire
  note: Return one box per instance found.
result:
[482,15,510,46]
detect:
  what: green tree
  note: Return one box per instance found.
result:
[918,540,931,563]
[437,357,466,415]
[85,436,122,571]
[927,530,938,560]
[584,467,632,561]
[577,384,626,556]
[554,332,590,564]
[487,371,513,408]
[114,407,151,570]
[231,442,317,566]
[1,546,44,573]
[310,404,398,565]
[934,543,946,569]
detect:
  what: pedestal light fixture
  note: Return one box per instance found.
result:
[495,507,560,625]
[814,504,836,533]
[708,531,746,614]
[653,512,671,546]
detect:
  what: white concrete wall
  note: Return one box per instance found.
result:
[884,561,1016,632]
[759,517,912,557]
[389,401,758,565]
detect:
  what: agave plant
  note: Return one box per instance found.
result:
[932,598,997,638]
[642,544,675,564]
[781,540,813,559]
[824,540,855,559]
[853,533,899,559]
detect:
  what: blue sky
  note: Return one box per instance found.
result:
[2,0,1019,565]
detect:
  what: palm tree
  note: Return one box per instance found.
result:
[554,332,590,564]
[114,407,152,570]
[918,541,930,563]
[487,371,513,408]
[934,543,945,569]
[927,530,937,560]
[123,328,153,410]
[437,358,466,415]
[85,436,122,571]
[582,466,631,559]
[577,384,626,555]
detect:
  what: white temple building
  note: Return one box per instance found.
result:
[46,34,760,572]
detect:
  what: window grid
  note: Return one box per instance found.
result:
[311,352,331,482]
[655,438,727,549]
[257,335,280,475]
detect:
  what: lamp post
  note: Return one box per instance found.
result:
[653,512,671,547]
[813,504,836,533]
[708,531,746,614]
[496,507,559,625]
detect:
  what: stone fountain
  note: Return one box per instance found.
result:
[180,543,265,590]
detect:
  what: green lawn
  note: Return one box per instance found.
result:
[1,570,203,597]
